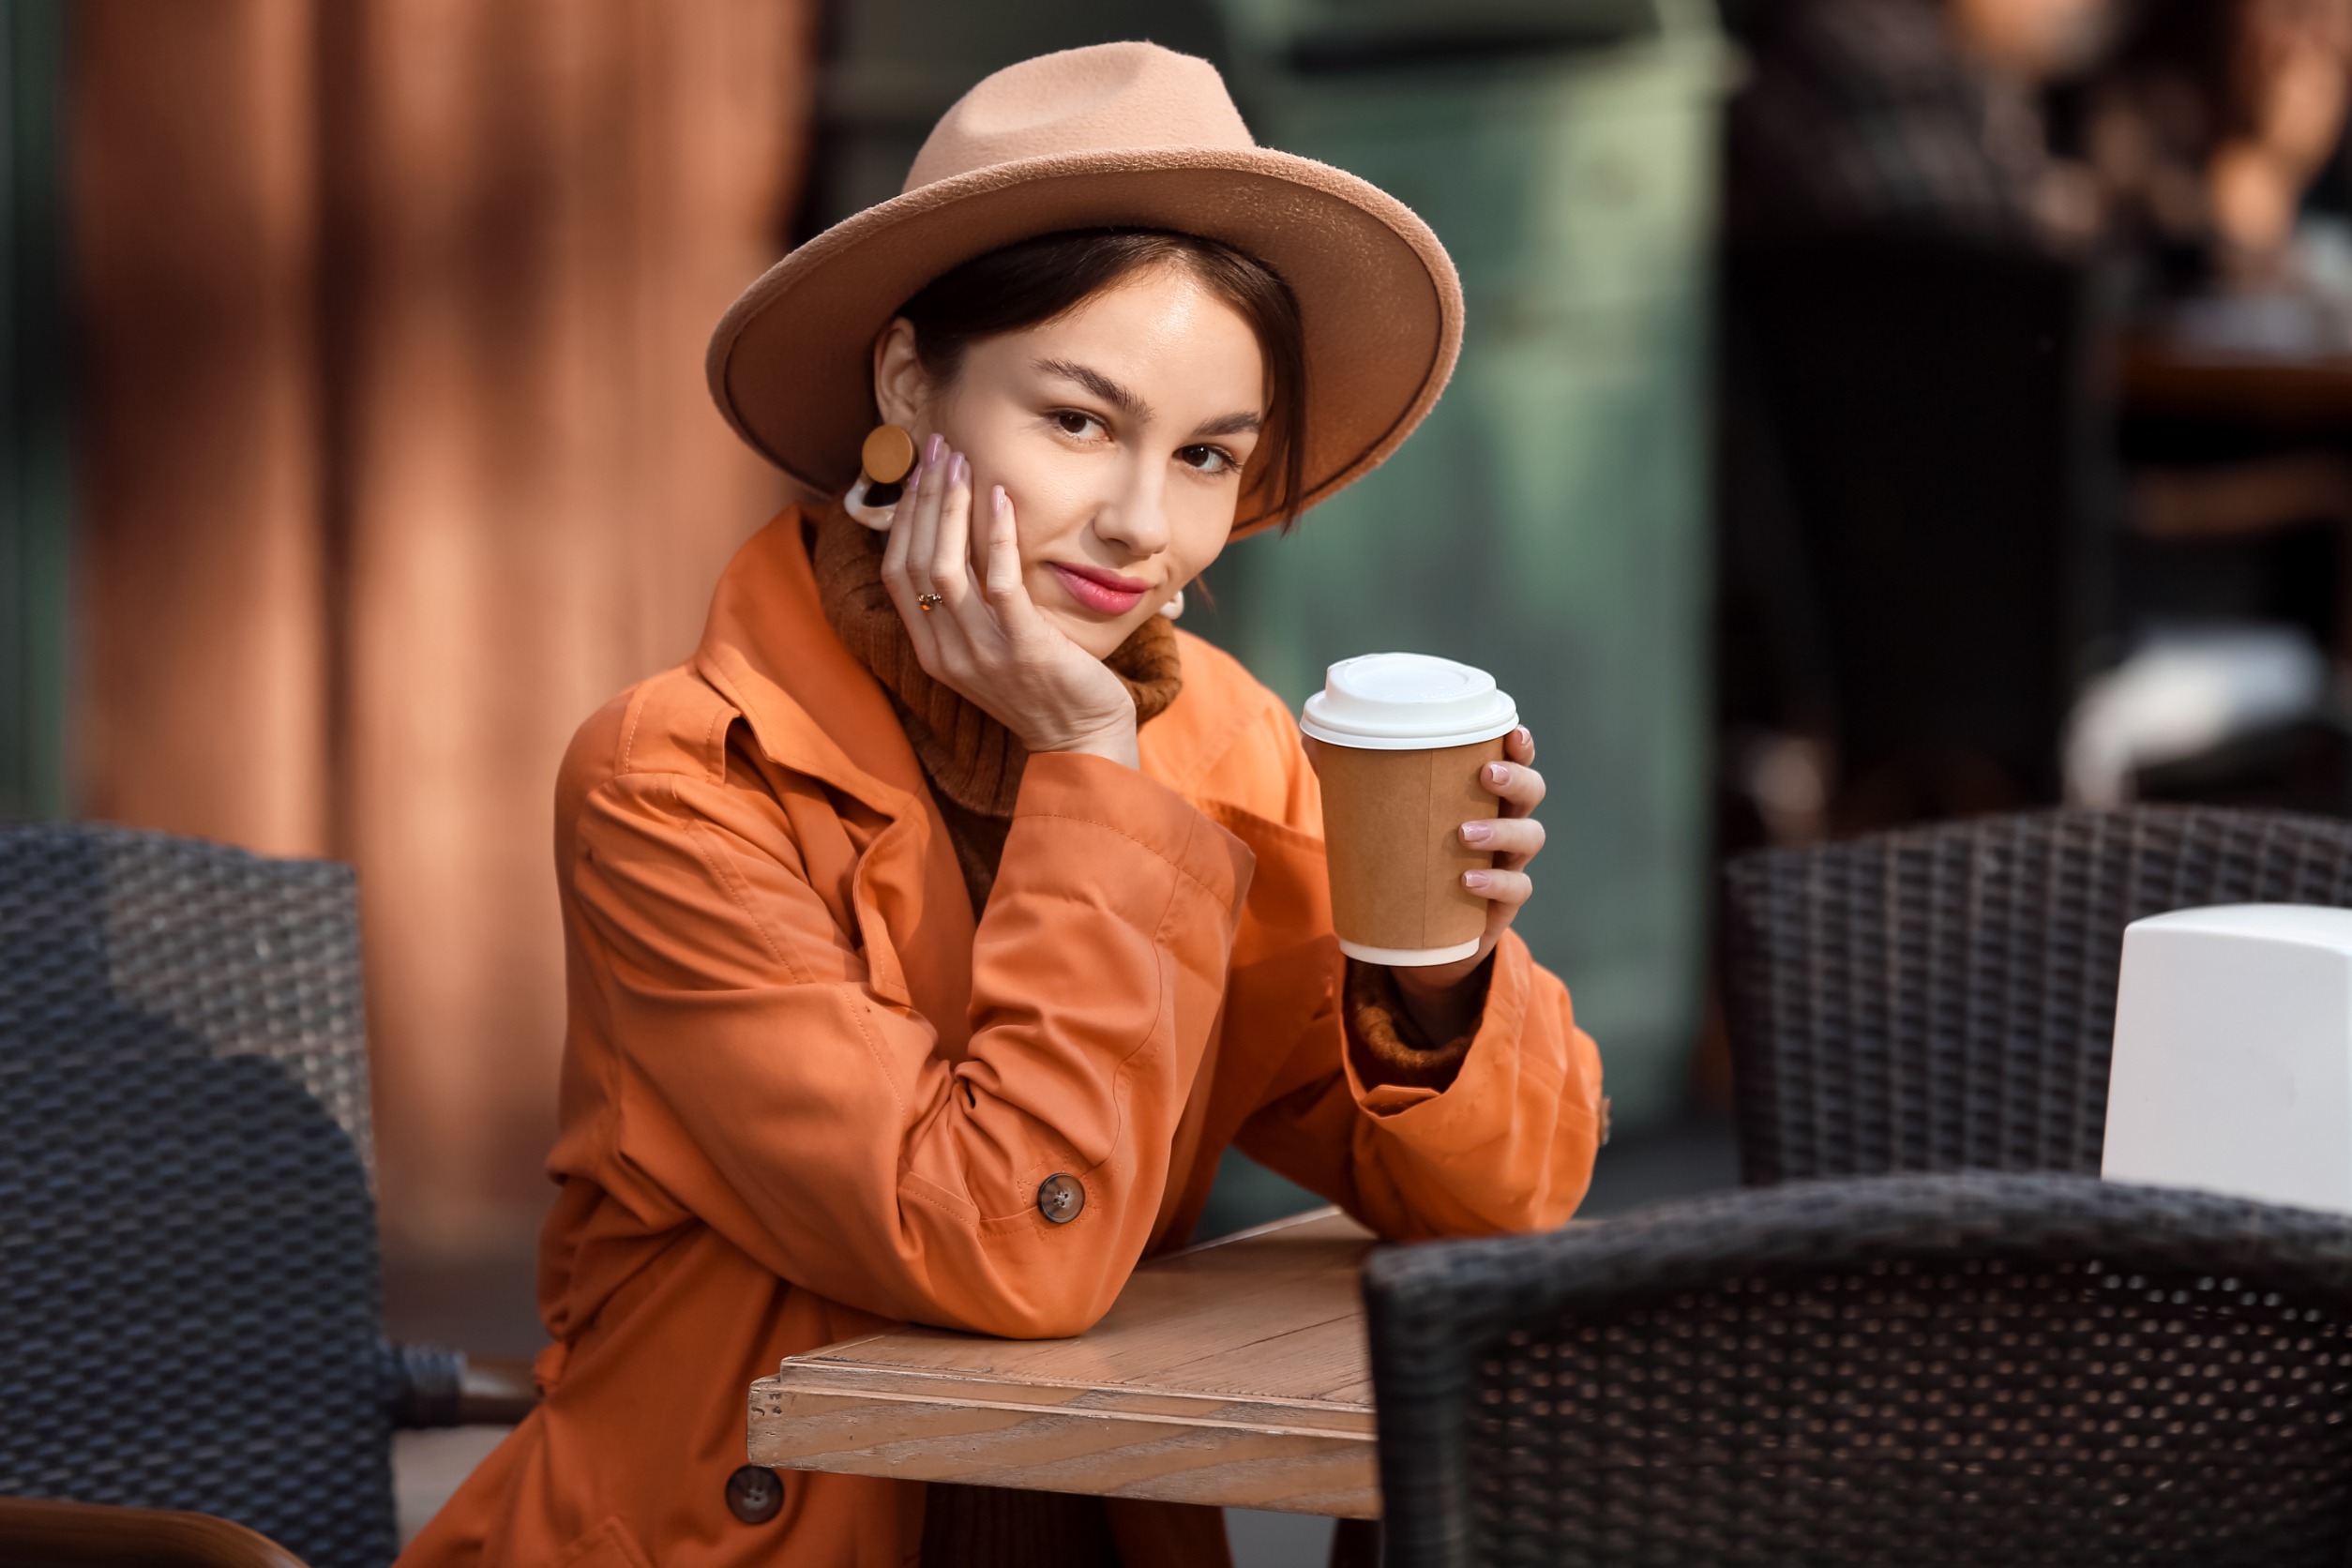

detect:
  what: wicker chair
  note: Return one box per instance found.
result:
[1365,1172,2352,1568]
[1721,806,2352,1185]
[0,824,535,1568]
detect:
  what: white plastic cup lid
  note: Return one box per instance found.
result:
[1300,653,1518,750]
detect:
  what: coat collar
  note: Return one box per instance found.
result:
[691,505,928,820]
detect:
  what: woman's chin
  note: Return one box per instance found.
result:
[1039,602,1138,658]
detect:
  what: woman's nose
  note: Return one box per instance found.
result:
[1093,465,1171,558]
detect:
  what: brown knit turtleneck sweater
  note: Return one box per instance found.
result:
[812,505,1182,912]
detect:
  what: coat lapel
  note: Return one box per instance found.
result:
[692,509,972,1020]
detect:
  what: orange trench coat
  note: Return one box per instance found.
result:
[398,507,1606,1568]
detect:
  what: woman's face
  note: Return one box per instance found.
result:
[871,264,1267,659]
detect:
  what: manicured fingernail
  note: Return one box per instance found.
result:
[1463,870,1491,890]
[991,484,1008,514]
[1513,727,1532,754]
[950,452,968,485]
[926,432,944,463]
[1460,820,1492,845]
[1485,762,1509,786]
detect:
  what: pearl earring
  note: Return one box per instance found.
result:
[844,424,916,531]
[1158,589,1185,621]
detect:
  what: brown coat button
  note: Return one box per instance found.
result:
[1036,1173,1085,1224]
[725,1463,784,1524]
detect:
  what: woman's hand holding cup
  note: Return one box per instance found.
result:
[881,433,1138,767]
[1302,654,1541,1045]
[1390,724,1544,1035]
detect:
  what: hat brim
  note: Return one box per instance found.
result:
[705,145,1464,537]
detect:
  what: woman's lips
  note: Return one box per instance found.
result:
[1048,561,1149,616]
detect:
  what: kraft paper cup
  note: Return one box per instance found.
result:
[1302,653,1519,966]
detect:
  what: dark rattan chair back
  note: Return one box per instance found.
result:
[1722,806,2352,1184]
[1365,1173,2352,1568]
[0,823,397,1568]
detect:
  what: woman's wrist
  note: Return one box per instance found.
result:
[1041,715,1139,769]
[1389,956,1491,1046]
[1346,959,1474,1093]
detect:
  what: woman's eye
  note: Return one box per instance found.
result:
[1178,445,1235,475]
[1053,411,1102,439]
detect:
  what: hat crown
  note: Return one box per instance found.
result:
[903,43,1257,195]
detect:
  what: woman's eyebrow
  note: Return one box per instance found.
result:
[1033,357,1151,421]
[1193,411,1262,438]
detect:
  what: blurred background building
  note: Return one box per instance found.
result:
[9,0,2352,1554]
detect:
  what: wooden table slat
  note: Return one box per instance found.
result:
[746,1208,1380,1517]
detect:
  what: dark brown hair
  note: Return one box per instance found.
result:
[892,228,1308,529]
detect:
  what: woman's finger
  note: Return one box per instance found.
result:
[1505,725,1535,766]
[980,485,1021,595]
[898,433,947,596]
[1480,756,1545,817]
[928,450,975,610]
[1462,815,1545,867]
[972,482,1007,596]
[879,445,952,670]
[936,460,1011,667]
[1461,866,1534,908]
[980,485,1048,638]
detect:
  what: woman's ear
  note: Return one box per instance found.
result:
[871,318,929,430]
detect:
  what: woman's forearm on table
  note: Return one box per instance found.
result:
[571,755,1253,1335]
[1239,933,1604,1242]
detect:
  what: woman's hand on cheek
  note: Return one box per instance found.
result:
[880,436,1139,767]
[1388,725,1545,1041]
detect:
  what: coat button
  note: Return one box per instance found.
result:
[1036,1173,1085,1224]
[726,1463,784,1524]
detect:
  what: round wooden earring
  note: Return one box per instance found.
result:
[846,424,917,530]
[862,425,916,488]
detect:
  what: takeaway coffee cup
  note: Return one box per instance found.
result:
[1301,653,1519,966]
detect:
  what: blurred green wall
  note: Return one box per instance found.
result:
[1211,4,1727,1135]
[807,0,1727,1146]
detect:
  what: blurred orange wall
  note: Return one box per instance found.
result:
[74,0,812,1260]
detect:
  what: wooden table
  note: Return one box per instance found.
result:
[746,1208,1380,1517]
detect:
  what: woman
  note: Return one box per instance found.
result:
[400,42,1605,1568]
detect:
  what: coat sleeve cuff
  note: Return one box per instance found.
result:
[1342,930,1559,1136]
[1011,750,1255,912]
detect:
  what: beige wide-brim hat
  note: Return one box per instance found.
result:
[706,41,1463,536]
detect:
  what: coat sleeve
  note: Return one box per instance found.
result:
[1233,930,1606,1241]
[566,748,1254,1338]
[1209,694,1606,1242]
